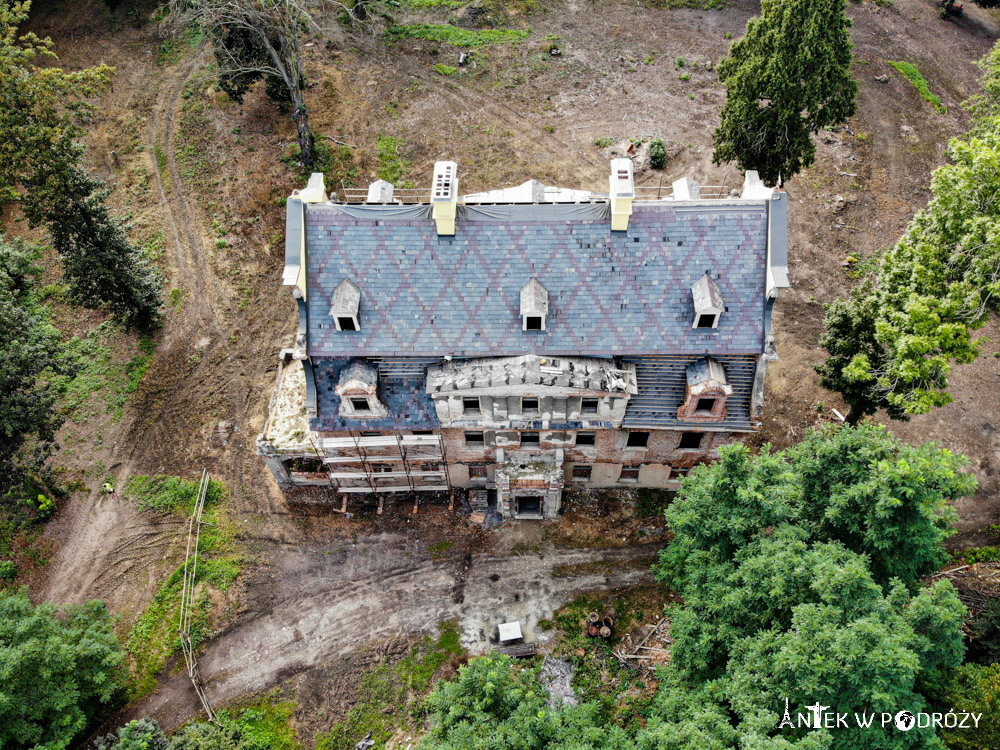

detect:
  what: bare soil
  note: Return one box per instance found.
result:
[13,0,1000,739]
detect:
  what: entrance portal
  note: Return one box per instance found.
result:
[516,495,543,516]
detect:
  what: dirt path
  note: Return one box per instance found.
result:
[148,47,226,348]
[122,532,659,730]
[39,53,219,608]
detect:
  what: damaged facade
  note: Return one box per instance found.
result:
[257,159,790,519]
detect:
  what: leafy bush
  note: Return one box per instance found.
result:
[96,700,300,750]
[375,135,410,185]
[634,487,672,517]
[937,663,1000,750]
[818,43,1000,419]
[94,717,168,750]
[966,599,1000,665]
[0,559,16,580]
[648,139,667,169]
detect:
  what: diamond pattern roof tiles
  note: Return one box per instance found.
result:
[305,203,768,358]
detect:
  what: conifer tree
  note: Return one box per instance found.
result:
[0,0,162,329]
[49,168,162,331]
[712,0,857,185]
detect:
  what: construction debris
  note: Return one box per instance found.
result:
[929,562,1000,618]
[613,617,672,672]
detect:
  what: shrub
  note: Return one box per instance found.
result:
[649,139,667,169]
[0,560,16,581]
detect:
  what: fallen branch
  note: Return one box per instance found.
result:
[325,135,357,148]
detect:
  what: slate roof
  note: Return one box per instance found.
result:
[313,359,439,432]
[305,203,768,358]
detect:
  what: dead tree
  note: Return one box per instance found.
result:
[168,0,318,167]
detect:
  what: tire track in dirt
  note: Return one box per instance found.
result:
[149,47,224,348]
[122,535,661,730]
[40,51,227,608]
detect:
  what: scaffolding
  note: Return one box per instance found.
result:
[319,434,451,513]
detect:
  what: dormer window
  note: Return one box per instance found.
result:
[677,358,733,423]
[331,278,361,332]
[691,274,724,330]
[335,359,388,419]
[520,278,548,332]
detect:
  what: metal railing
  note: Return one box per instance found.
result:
[338,183,735,204]
[338,184,433,204]
[633,184,733,200]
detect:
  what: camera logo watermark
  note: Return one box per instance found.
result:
[777,698,981,732]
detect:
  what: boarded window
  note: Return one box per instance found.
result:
[572,465,592,479]
[620,466,640,481]
[469,466,488,478]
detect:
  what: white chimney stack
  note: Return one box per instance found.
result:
[609,158,634,231]
[367,179,395,204]
[672,176,701,201]
[432,160,458,235]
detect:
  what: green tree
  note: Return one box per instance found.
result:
[643,425,970,749]
[49,167,162,330]
[0,236,72,496]
[819,40,1000,417]
[0,588,126,750]
[418,654,636,750]
[658,424,972,592]
[0,0,161,329]
[712,0,857,185]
